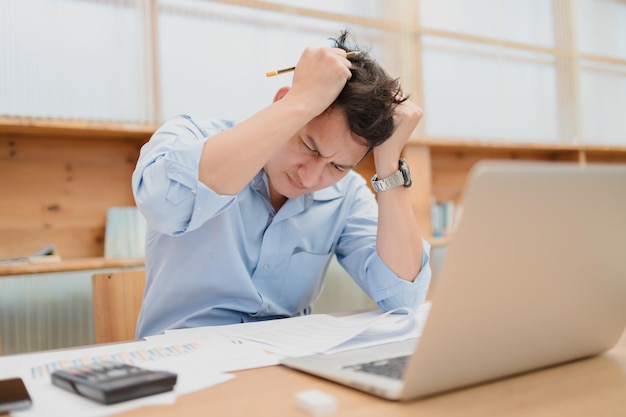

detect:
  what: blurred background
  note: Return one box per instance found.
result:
[1,0,625,356]
[2,0,624,144]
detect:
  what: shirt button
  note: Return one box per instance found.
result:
[263,306,270,312]
[261,264,270,269]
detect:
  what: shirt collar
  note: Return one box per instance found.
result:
[312,182,343,202]
[250,171,270,200]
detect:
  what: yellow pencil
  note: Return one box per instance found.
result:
[265,51,361,77]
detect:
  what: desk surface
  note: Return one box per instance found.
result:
[114,329,626,417]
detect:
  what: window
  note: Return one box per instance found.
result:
[1,0,624,145]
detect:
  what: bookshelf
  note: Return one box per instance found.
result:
[0,118,156,276]
[1,118,626,275]
[359,137,626,246]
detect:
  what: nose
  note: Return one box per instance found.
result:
[298,158,326,188]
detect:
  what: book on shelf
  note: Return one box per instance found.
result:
[430,198,461,238]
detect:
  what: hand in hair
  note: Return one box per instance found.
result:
[287,47,353,118]
[372,99,423,177]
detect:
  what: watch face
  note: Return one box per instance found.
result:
[399,158,412,187]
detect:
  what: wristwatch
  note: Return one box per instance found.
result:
[370,158,412,192]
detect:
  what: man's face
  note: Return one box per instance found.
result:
[264,107,369,202]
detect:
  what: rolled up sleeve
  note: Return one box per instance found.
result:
[336,175,432,312]
[373,240,432,311]
[132,116,236,236]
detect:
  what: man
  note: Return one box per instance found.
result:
[132,31,431,338]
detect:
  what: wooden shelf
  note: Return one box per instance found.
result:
[0,257,145,277]
[426,236,451,247]
[1,117,625,276]
[410,137,626,154]
[403,137,626,238]
[0,117,157,140]
[0,118,154,263]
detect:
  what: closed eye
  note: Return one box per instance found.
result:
[332,163,348,172]
[301,138,318,154]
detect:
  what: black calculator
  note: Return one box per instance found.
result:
[51,361,177,405]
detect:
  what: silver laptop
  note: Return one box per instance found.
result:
[281,161,626,401]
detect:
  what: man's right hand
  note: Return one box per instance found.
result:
[286,47,353,118]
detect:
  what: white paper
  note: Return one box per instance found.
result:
[1,304,432,417]
[162,304,431,357]
[0,339,235,417]
[324,303,431,354]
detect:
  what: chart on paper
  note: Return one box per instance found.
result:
[29,342,201,379]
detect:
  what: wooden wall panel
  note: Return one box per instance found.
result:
[0,227,105,259]
[1,121,625,268]
[0,134,145,259]
[585,152,626,164]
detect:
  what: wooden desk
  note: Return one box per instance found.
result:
[115,330,626,417]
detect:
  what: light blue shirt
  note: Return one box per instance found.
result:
[132,115,431,337]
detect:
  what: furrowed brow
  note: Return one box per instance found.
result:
[307,136,359,170]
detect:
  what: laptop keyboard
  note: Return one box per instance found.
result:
[343,355,410,380]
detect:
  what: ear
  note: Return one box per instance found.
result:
[273,86,291,103]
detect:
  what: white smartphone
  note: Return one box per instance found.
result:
[0,377,33,413]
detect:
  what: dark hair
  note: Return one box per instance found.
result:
[330,30,407,148]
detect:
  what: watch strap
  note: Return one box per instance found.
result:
[371,170,405,192]
[371,158,412,192]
